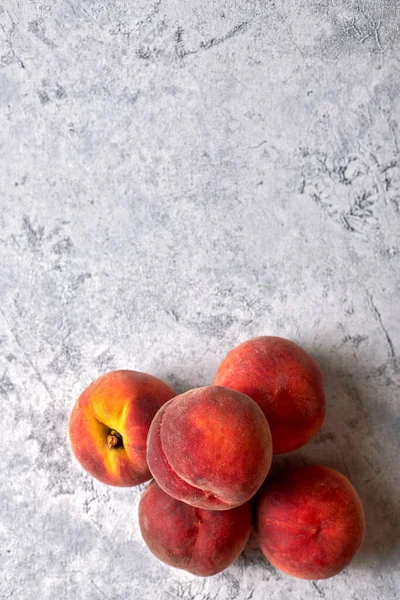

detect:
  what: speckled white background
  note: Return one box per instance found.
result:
[1,1,399,599]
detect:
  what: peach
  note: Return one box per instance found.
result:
[147,385,272,510]
[69,370,176,486]
[255,465,366,579]
[139,480,252,576]
[214,336,325,454]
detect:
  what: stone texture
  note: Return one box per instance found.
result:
[0,0,399,598]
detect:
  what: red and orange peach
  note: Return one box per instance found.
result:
[255,465,366,579]
[214,336,325,454]
[147,385,272,510]
[139,480,252,576]
[69,370,176,486]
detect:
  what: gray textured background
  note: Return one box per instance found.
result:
[1,0,400,598]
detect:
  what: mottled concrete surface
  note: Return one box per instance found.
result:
[1,0,400,598]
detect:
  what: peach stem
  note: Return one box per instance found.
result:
[107,430,122,450]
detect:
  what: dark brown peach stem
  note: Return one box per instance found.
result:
[107,429,122,450]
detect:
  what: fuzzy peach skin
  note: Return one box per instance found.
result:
[69,370,176,486]
[139,480,252,576]
[255,465,366,580]
[147,385,272,510]
[214,336,325,454]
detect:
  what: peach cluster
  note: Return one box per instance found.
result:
[69,336,365,579]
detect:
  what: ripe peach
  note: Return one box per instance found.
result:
[214,336,325,454]
[69,370,176,486]
[147,385,272,510]
[255,465,366,579]
[139,480,252,576]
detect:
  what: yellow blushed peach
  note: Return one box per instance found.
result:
[69,370,176,486]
